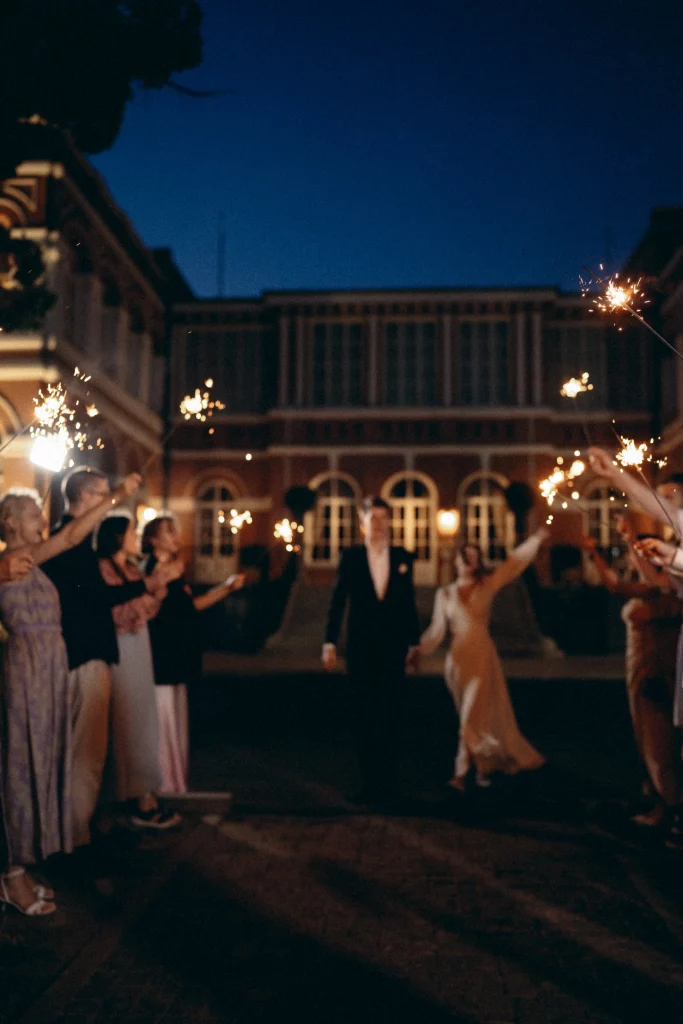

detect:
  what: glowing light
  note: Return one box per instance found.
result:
[571,491,580,500]
[615,437,648,468]
[274,518,301,551]
[204,378,214,388]
[179,381,226,422]
[30,433,68,472]
[560,372,594,399]
[229,509,252,531]
[582,271,646,320]
[568,460,585,479]
[245,453,252,461]
[539,467,566,506]
[86,404,99,418]
[437,508,460,537]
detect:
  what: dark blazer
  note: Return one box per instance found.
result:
[325,545,420,668]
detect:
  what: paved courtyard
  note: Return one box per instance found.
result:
[4,673,683,1023]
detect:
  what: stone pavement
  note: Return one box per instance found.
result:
[4,675,683,1023]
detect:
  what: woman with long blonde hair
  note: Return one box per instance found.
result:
[419,529,548,790]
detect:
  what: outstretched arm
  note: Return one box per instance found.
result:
[419,588,448,655]
[194,573,246,612]
[31,474,141,566]
[588,448,680,529]
[583,537,656,598]
[488,528,548,593]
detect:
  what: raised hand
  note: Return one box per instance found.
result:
[224,573,246,592]
[633,537,678,566]
[588,447,616,479]
[321,645,337,672]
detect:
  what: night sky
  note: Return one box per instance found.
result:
[93,0,683,299]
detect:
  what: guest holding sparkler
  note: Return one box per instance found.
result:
[584,525,683,828]
[140,512,245,793]
[42,467,174,848]
[96,513,183,829]
[418,529,548,790]
[0,476,138,916]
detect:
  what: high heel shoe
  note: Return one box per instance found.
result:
[0,868,56,916]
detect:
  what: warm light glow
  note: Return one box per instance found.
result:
[245,453,252,461]
[229,509,252,531]
[436,508,460,538]
[560,372,594,399]
[30,433,68,473]
[179,380,226,422]
[539,467,566,506]
[568,460,585,479]
[615,437,647,468]
[86,404,99,418]
[583,271,645,319]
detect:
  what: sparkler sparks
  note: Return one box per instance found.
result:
[539,458,586,507]
[228,509,252,534]
[274,518,304,553]
[615,438,648,468]
[560,373,594,399]
[29,372,104,472]
[179,380,226,422]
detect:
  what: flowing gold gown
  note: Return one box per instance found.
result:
[421,536,545,784]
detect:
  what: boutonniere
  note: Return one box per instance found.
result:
[398,563,409,575]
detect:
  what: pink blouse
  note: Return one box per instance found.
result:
[99,558,164,635]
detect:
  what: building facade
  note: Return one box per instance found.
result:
[0,126,168,508]
[167,287,655,585]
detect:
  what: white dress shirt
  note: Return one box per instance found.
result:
[366,541,390,601]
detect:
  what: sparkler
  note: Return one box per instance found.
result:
[274,518,304,553]
[559,372,594,445]
[142,379,225,474]
[228,508,252,535]
[583,265,683,363]
[609,423,680,541]
[29,381,99,472]
[539,458,587,508]
[179,379,226,422]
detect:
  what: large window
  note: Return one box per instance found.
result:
[311,323,364,406]
[544,326,606,408]
[304,474,360,567]
[584,485,624,553]
[459,473,514,564]
[382,472,438,584]
[458,322,510,406]
[194,482,240,583]
[384,322,437,406]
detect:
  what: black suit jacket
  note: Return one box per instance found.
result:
[325,546,420,670]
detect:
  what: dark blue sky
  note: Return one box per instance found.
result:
[93,0,683,298]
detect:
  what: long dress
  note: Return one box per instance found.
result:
[620,590,682,807]
[146,576,202,793]
[99,559,163,802]
[420,536,545,783]
[0,567,72,867]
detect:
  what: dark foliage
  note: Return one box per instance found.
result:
[0,1,203,155]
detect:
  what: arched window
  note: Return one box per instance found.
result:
[382,472,438,584]
[305,473,360,567]
[458,473,514,564]
[584,485,624,554]
[194,482,240,583]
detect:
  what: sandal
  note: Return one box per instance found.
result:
[1,869,56,917]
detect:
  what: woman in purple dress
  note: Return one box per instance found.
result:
[0,475,140,917]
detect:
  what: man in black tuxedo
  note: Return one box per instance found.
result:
[322,496,421,804]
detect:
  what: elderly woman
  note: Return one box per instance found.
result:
[0,476,139,916]
[141,512,245,793]
[96,512,182,828]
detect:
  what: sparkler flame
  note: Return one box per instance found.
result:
[228,509,253,533]
[560,372,594,399]
[274,518,303,552]
[615,437,648,468]
[581,269,647,324]
[179,381,226,422]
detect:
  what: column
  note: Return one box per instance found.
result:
[138,333,152,405]
[532,311,543,405]
[442,313,452,406]
[295,316,305,407]
[516,312,527,406]
[278,315,290,407]
[368,314,378,405]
